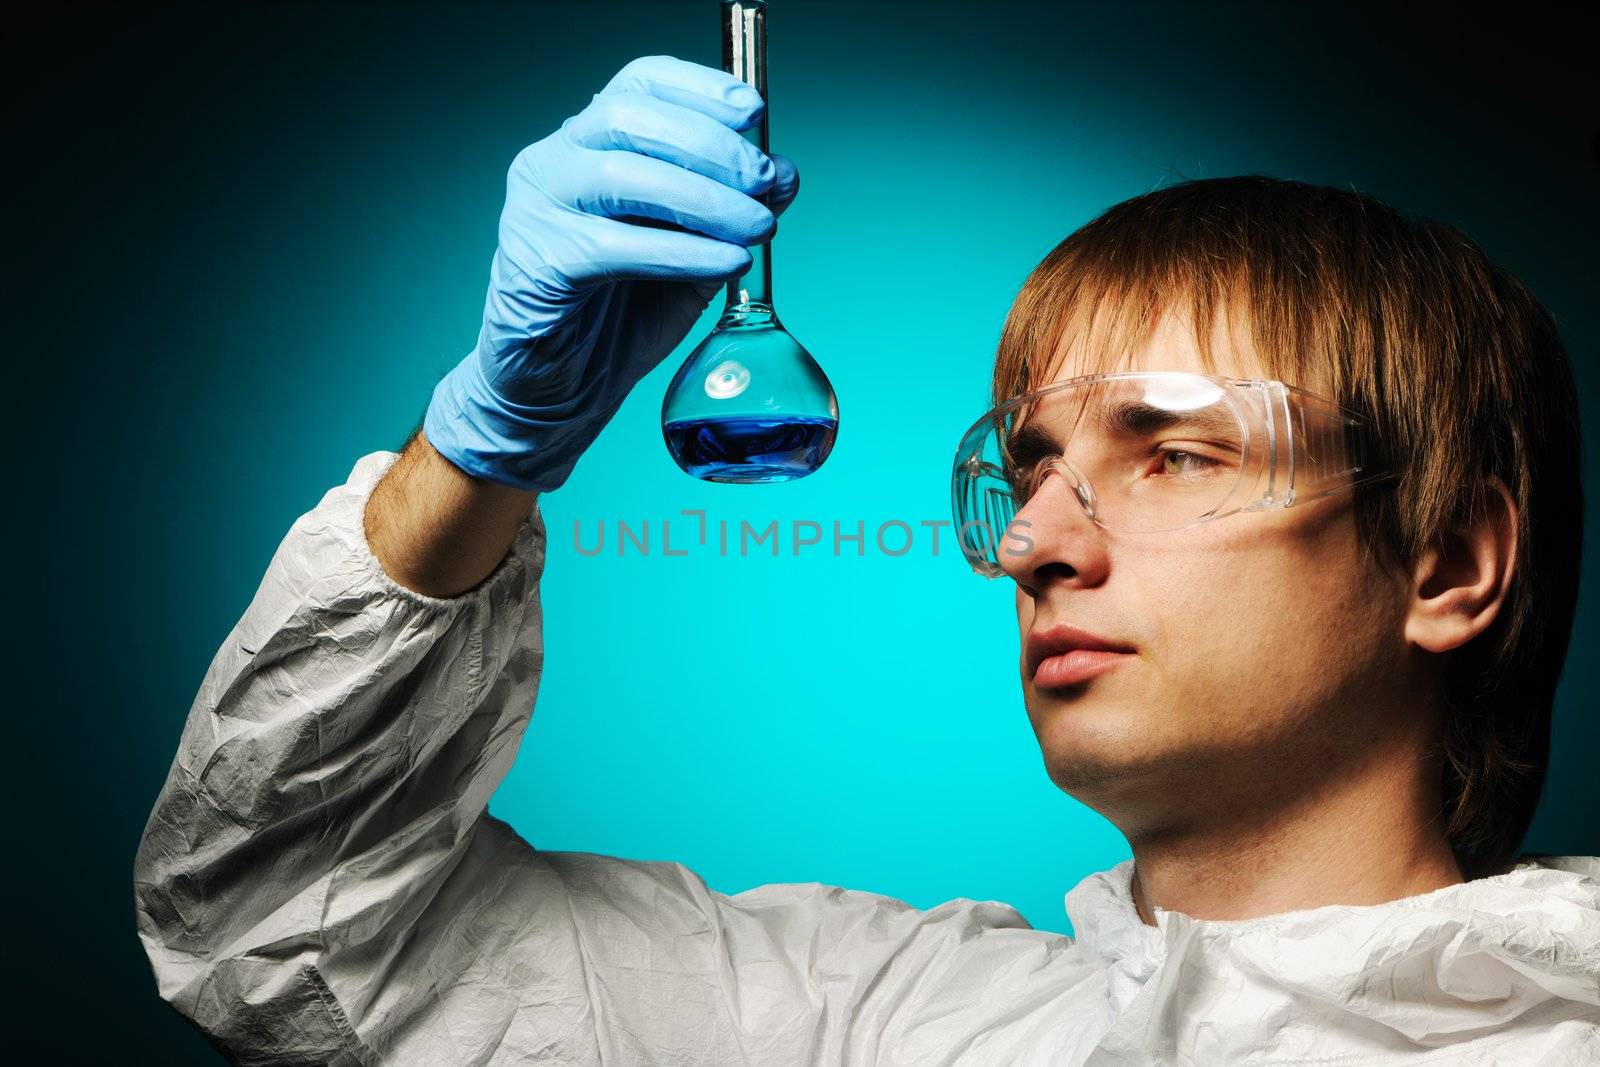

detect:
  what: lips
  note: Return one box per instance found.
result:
[1025,624,1136,688]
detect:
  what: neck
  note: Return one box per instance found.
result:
[1126,741,1463,924]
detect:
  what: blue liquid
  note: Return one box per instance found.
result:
[664,414,838,483]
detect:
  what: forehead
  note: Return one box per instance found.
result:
[1043,303,1277,387]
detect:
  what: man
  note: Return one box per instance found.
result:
[135,56,1598,1064]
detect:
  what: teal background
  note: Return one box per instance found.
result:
[12,2,1595,1061]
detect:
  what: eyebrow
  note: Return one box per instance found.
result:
[1100,401,1239,439]
[1003,401,1240,465]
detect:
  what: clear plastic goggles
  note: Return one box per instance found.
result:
[951,372,1387,577]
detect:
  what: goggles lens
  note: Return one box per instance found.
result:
[952,373,1372,576]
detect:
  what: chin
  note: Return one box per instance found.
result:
[1025,686,1206,810]
[1029,689,1152,783]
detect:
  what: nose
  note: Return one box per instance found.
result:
[998,464,1112,596]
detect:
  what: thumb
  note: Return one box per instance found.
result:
[690,277,725,304]
[767,153,800,219]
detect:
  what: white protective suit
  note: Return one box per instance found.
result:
[135,452,1600,1065]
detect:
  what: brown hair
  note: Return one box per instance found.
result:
[993,176,1583,877]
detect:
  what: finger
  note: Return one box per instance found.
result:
[600,55,765,132]
[565,92,775,196]
[552,149,775,247]
[580,214,753,284]
[766,153,800,219]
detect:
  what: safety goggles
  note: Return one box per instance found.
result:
[951,371,1389,577]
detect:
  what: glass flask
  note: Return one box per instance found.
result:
[662,0,839,483]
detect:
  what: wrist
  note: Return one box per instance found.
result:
[423,353,602,492]
[364,430,537,598]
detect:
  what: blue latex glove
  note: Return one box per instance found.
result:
[424,55,801,491]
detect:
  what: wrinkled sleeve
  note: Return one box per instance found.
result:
[133,451,1048,1066]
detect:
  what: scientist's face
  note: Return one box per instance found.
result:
[1000,309,1421,835]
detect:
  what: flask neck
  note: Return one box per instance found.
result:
[723,242,773,319]
[722,0,775,323]
[716,289,777,330]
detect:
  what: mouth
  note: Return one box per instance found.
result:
[1026,624,1136,689]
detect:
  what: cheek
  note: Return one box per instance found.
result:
[1131,549,1276,711]
[1128,512,1401,719]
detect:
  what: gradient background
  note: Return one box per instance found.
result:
[12,2,1597,1061]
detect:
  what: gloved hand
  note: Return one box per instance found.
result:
[424,55,801,492]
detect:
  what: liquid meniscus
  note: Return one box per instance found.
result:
[664,414,838,483]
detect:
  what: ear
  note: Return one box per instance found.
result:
[1404,477,1519,654]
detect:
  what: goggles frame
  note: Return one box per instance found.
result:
[951,371,1393,577]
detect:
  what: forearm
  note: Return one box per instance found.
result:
[365,429,538,597]
[135,450,547,1056]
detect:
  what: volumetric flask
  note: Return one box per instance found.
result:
[662,0,839,483]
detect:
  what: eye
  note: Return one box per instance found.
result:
[1156,449,1223,478]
